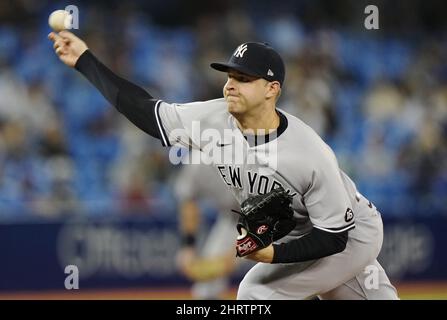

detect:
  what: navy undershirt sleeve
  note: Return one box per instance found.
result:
[272,228,349,263]
[74,50,161,139]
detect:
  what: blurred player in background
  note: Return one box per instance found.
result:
[174,152,243,299]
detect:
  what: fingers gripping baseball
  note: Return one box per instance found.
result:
[48,31,88,67]
[53,38,69,55]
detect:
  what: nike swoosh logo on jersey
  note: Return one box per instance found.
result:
[216,141,231,147]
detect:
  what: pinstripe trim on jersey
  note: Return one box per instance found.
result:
[154,100,170,147]
[313,221,355,233]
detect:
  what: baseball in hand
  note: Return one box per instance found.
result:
[48,10,72,32]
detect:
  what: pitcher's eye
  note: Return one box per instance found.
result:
[238,76,251,82]
[228,73,258,83]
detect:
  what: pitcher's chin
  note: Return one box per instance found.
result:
[227,102,243,116]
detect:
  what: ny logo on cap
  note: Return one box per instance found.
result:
[234,44,248,58]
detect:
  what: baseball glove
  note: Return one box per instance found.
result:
[234,186,296,257]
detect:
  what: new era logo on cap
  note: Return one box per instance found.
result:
[210,42,286,86]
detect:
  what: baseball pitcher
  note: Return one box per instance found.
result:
[49,31,398,299]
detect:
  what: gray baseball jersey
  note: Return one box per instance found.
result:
[156,98,398,299]
[158,98,357,237]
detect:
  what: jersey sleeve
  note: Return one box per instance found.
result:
[303,145,355,233]
[155,98,228,148]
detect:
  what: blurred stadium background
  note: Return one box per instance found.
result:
[0,0,446,299]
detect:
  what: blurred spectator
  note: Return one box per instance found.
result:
[0,2,446,219]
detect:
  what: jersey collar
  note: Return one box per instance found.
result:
[238,110,288,147]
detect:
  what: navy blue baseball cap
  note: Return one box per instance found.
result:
[210,42,285,86]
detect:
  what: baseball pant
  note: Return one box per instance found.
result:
[237,211,399,300]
